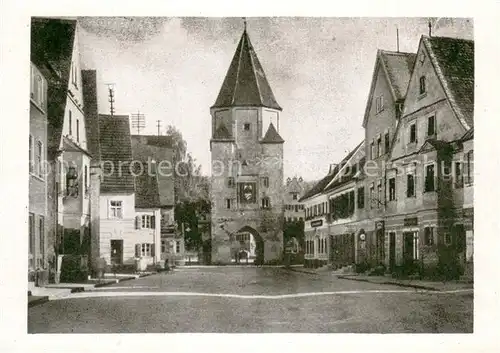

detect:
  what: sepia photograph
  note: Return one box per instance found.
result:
[24,15,476,334]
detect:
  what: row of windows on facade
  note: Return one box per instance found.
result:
[28,213,45,269]
[305,154,473,221]
[224,197,271,209]
[227,177,269,188]
[134,240,182,257]
[285,204,304,212]
[368,115,436,161]
[285,216,304,223]
[304,227,448,257]
[304,238,328,255]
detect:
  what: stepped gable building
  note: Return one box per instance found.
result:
[209,27,285,264]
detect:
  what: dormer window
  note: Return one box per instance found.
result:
[244,123,251,131]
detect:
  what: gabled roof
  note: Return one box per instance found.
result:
[422,36,474,129]
[62,136,92,157]
[323,140,365,192]
[212,30,281,111]
[380,51,417,99]
[99,114,135,194]
[31,17,77,152]
[82,70,101,161]
[134,163,161,209]
[300,141,363,201]
[362,50,416,128]
[285,177,303,193]
[261,123,284,144]
[130,135,173,148]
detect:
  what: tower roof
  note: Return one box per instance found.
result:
[261,123,284,144]
[212,30,282,111]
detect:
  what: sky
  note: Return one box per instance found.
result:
[78,17,473,181]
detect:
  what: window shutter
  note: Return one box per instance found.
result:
[135,216,142,229]
[135,244,141,257]
[151,215,156,229]
[151,243,155,257]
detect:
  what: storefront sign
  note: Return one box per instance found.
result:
[404,217,418,227]
[311,220,323,228]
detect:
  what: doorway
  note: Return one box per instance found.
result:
[110,240,123,266]
[389,232,396,271]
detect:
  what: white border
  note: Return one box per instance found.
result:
[1,1,499,353]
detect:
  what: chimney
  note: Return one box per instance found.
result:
[328,163,338,175]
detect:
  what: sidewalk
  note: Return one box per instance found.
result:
[28,272,155,307]
[337,274,473,292]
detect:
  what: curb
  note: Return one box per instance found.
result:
[28,296,49,308]
[337,275,440,291]
[284,267,319,275]
[92,273,154,288]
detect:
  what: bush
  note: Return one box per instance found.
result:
[60,255,88,283]
[368,264,386,276]
[355,261,370,274]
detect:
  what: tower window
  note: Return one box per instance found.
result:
[261,197,270,209]
[244,123,251,131]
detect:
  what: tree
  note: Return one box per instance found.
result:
[165,125,210,251]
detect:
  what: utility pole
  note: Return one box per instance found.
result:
[106,84,116,116]
[130,110,146,135]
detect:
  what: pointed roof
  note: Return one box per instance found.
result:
[362,50,416,128]
[261,123,284,144]
[422,36,474,129]
[212,30,281,111]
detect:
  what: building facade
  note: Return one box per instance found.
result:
[31,18,95,283]
[387,36,473,277]
[29,62,50,286]
[301,35,473,279]
[209,28,285,264]
[284,176,306,222]
[130,135,183,266]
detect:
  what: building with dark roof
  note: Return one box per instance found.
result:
[209,26,285,264]
[30,17,96,286]
[384,35,474,277]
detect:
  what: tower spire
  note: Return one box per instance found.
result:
[243,17,247,31]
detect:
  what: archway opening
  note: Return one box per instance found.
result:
[234,226,264,265]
